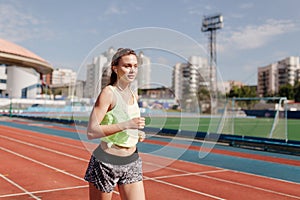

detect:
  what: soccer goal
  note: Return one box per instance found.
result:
[220,97,288,141]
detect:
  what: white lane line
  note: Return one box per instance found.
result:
[1,125,299,199]
[143,154,300,186]
[144,169,228,180]
[0,134,89,162]
[143,161,300,199]
[0,146,83,181]
[222,167,300,186]
[0,126,88,150]
[201,174,300,199]
[0,130,222,199]
[0,185,87,198]
[28,123,53,127]
[0,174,41,200]
[3,142,212,181]
[144,175,225,200]
[143,160,224,174]
[0,146,118,197]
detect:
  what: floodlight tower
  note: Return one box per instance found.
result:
[201,14,223,113]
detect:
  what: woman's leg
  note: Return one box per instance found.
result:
[118,181,145,200]
[89,183,113,200]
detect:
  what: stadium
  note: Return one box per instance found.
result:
[0,26,299,199]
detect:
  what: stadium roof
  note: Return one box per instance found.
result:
[0,38,53,74]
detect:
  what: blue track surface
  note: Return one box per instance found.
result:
[1,119,300,183]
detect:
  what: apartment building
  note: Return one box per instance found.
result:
[257,57,300,96]
[173,56,209,98]
[85,49,112,98]
[51,68,77,85]
[172,56,209,111]
[137,51,151,89]
[85,48,151,98]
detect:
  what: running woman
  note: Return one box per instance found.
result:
[84,48,146,200]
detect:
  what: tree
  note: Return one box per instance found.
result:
[227,85,240,98]
[294,82,300,102]
[227,85,257,109]
[197,86,211,113]
[240,86,257,97]
[279,84,294,100]
[227,85,256,98]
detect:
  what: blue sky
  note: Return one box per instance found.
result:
[1,0,299,87]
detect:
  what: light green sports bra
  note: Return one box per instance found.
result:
[100,85,141,148]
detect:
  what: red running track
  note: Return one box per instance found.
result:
[0,122,300,199]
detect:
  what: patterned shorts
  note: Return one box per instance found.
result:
[84,153,143,193]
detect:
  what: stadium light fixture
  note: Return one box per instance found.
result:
[201,14,223,114]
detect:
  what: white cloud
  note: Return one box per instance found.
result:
[223,19,298,50]
[155,56,172,65]
[0,3,51,42]
[239,3,254,9]
[187,3,215,15]
[104,4,127,15]
[98,2,141,22]
[103,1,143,17]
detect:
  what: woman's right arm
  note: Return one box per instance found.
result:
[86,87,145,140]
[87,86,122,140]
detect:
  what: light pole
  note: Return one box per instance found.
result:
[8,89,12,118]
[9,96,12,118]
[201,14,223,114]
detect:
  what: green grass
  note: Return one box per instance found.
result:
[37,114,300,141]
[144,116,300,141]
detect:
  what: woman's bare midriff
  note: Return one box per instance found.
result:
[100,141,136,157]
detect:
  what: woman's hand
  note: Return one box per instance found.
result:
[125,117,145,129]
[138,130,146,142]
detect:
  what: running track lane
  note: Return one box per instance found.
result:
[0,126,88,199]
[0,121,300,199]
[142,155,300,199]
[8,119,300,168]
[0,125,220,199]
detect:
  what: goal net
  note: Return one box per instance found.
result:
[220,97,288,140]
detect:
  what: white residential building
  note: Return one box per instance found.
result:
[257,56,300,96]
[137,51,151,89]
[51,68,77,85]
[85,48,113,98]
[85,48,151,98]
[257,63,277,96]
[172,56,209,112]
